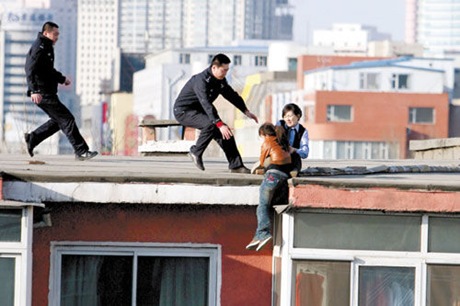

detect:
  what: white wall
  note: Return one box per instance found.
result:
[304,66,445,93]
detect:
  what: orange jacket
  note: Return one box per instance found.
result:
[259,136,291,166]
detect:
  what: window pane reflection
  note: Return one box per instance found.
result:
[0,257,15,306]
[359,266,414,306]
[293,260,350,306]
[427,265,460,306]
[0,209,21,242]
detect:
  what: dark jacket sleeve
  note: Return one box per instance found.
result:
[220,79,248,114]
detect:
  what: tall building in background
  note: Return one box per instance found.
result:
[0,1,78,154]
[406,0,460,56]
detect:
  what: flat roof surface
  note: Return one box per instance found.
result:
[1,154,460,191]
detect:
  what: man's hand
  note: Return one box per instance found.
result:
[245,110,259,123]
[219,124,233,140]
[31,93,42,104]
[64,77,71,86]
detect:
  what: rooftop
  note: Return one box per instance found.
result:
[1,154,460,191]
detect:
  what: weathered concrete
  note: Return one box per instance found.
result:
[410,137,460,160]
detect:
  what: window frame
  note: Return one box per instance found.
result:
[326,105,353,122]
[0,204,36,306]
[359,72,380,90]
[409,107,435,124]
[279,212,460,306]
[49,242,221,306]
[391,73,411,90]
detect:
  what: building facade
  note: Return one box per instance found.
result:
[2,156,460,305]
[406,0,460,56]
[301,57,452,159]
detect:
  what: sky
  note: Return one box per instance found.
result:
[293,0,406,44]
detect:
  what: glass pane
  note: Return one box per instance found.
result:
[0,209,22,242]
[359,266,414,306]
[416,107,433,123]
[429,217,460,253]
[294,213,421,251]
[293,260,350,306]
[137,256,209,306]
[427,264,460,306]
[0,257,15,306]
[334,105,351,121]
[337,142,347,159]
[61,255,132,306]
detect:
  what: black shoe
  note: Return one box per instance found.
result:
[230,166,250,174]
[188,151,204,171]
[75,151,98,161]
[24,133,34,157]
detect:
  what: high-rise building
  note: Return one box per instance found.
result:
[0,0,78,154]
[406,0,460,56]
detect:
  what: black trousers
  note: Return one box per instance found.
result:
[174,108,244,169]
[30,95,89,155]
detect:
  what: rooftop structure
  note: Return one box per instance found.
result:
[2,153,460,304]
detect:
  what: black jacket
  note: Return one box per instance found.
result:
[174,67,248,125]
[25,32,66,96]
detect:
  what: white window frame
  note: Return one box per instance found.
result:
[279,213,460,306]
[0,203,38,306]
[49,242,221,306]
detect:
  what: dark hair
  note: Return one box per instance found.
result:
[258,123,290,152]
[42,21,59,33]
[282,103,302,119]
[210,53,231,67]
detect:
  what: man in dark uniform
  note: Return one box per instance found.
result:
[24,21,97,160]
[174,53,258,173]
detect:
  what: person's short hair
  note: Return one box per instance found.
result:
[282,103,302,119]
[42,21,59,33]
[210,53,231,67]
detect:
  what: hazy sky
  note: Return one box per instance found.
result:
[293,0,406,44]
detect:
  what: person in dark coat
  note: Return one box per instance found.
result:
[24,21,97,160]
[174,53,258,173]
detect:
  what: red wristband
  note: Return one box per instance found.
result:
[216,121,224,128]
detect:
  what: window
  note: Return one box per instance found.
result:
[293,260,350,305]
[51,243,220,306]
[0,257,15,306]
[233,55,242,66]
[427,265,460,305]
[359,72,380,90]
[288,57,297,71]
[409,107,434,124]
[359,266,415,305]
[179,53,190,64]
[282,212,460,305]
[326,105,352,122]
[0,209,21,242]
[294,213,421,251]
[391,73,410,90]
[0,205,35,306]
[254,55,267,67]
